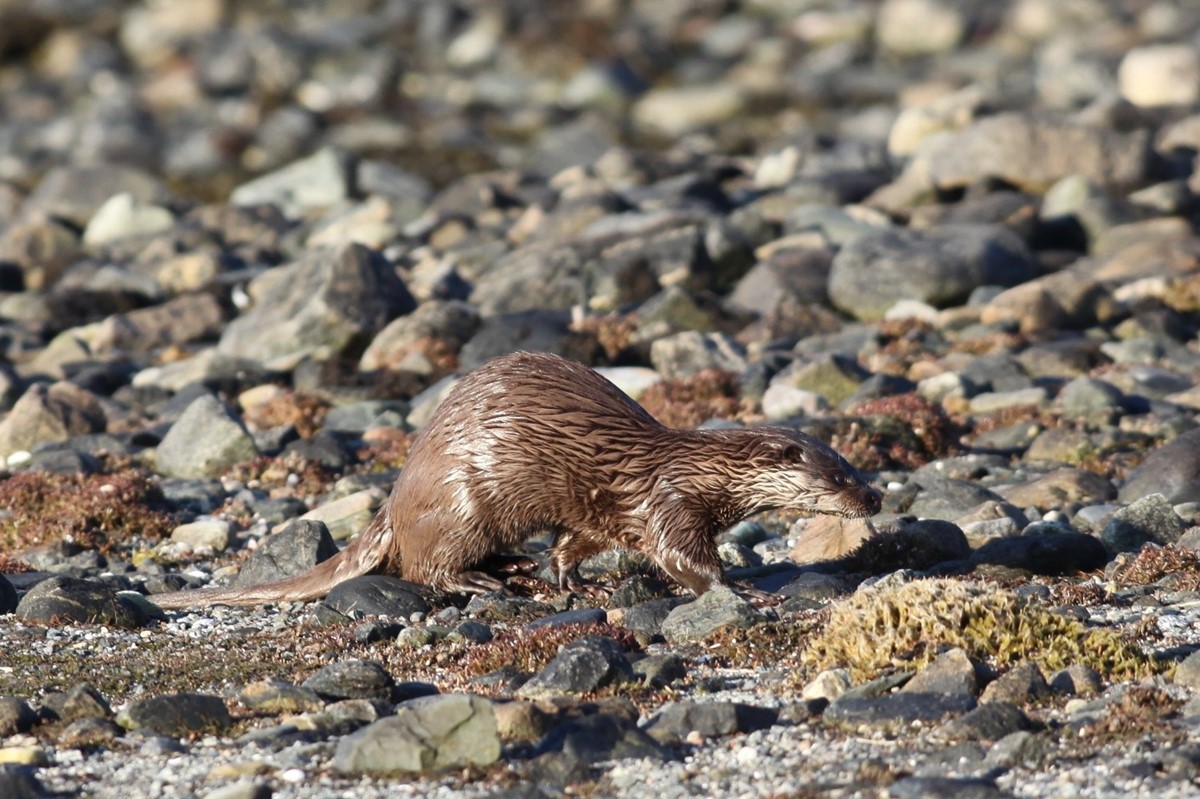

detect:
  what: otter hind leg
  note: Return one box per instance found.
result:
[442,570,507,594]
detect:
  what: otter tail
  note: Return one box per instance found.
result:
[150,506,394,609]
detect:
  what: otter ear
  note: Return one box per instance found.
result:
[782,444,804,462]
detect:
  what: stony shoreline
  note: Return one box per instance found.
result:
[2,1,1200,797]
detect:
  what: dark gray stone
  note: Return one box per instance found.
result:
[301,659,394,702]
[980,663,1051,705]
[218,242,415,367]
[517,636,633,698]
[828,224,1038,321]
[156,394,258,479]
[888,776,1014,799]
[902,648,978,697]
[124,693,232,737]
[235,520,338,588]
[0,574,16,614]
[535,712,665,764]
[0,698,37,736]
[971,532,1108,575]
[661,587,764,644]
[523,608,607,631]
[323,575,430,618]
[631,653,687,688]
[643,701,778,744]
[1119,428,1200,504]
[907,478,1006,521]
[39,683,112,722]
[1100,494,1185,553]
[0,766,54,799]
[620,597,688,637]
[16,576,147,628]
[935,702,1035,742]
[826,692,976,727]
[333,694,500,774]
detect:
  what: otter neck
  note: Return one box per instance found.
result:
[657,427,793,529]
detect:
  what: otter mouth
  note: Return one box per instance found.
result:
[831,486,883,518]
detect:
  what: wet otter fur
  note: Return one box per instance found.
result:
[152,351,881,608]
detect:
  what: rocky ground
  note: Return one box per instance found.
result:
[1,0,1200,797]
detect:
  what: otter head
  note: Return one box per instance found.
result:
[740,429,882,518]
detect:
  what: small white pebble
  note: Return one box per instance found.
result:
[280,768,306,783]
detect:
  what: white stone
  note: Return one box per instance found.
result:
[83,193,174,246]
[1118,44,1200,108]
[876,0,964,56]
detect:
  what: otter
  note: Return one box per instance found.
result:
[151,351,880,608]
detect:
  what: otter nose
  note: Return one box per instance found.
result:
[863,486,883,515]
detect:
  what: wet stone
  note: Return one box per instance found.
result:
[237,679,325,715]
[333,694,500,775]
[323,575,431,619]
[517,635,633,698]
[1101,494,1185,553]
[40,683,112,722]
[660,587,764,644]
[16,576,147,628]
[123,693,231,737]
[620,597,687,637]
[233,519,338,588]
[535,712,665,764]
[971,533,1108,575]
[643,701,778,744]
[934,702,1035,743]
[0,698,37,736]
[301,659,394,702]
[826,693,976,728]
[0,575,16,614]
[901,648,978,697]
[980,663,1051,706]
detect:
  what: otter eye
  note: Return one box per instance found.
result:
[782,445,802,461]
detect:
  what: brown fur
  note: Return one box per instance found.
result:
[152,351,881,608]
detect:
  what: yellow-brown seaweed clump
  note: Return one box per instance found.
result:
[803,578,1161,683]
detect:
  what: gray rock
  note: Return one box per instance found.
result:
[233,520,338,588]
[237,679,325,715]
[1100,494,1185,553]
[828,692,976,727]
[523,608,607,631]
[1174,650,1200,690]
[648,330,746,380]
[907,478,1006,521]
[914,113,1152,194]
[230,147,353,216]
[985,730,1050,769]
[155,394,258,479]
[218,242,415,368]
[0,698,37,736]
[333,694,500,774]
[1056,376,1125,424]
[631,653,687,688]
[935,702,1035,742]
[971,533,1108,575]
[902,648,978,697]
[21,163,170,228]
[40,684,112,723]
[620,597,687,637]
[1119,428,1200,504]
[359,300,480,374]
[1049,664,1103,696]
[661,587,764,644]
[323,576,431,618]
[643,701,778,744]
[58,716,123,749]
[301,659,394,702]
[0,382,106,459]
[457,311,597,372]
[535,712,665,764]
[888,776,1014,799]
[828,225,1037,321]
[123,693,231,737]
[980,663,1050,706]
[517,636,633,698]
[0,766,54,799]
[16,576,146,628]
